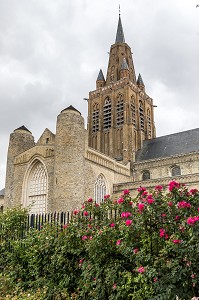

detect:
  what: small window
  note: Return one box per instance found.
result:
[46,138,49,144]
[142,170,150,180]
[171,166,181,176]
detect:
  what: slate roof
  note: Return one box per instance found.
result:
[14,125,32,134]
[115,15,125,43]
[61,105,81,115]
[136,128,199,162]
[0,188,5,196]
[97,69,105,81]
[137,73,145,86]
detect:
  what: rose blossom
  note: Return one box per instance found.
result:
[110,223,115,227]
[121,212,132,218]
[125,219,132,226]
[117,197,124,204]
[133,248,139,254]
[82,235,88,241]
[187,216,199,225]
[83,211,89,216]
[159,228,165,237]
[138,203,145,212]
[123,189,130,195]
[169,180,180,191]
[172,239,182,244]
[88,198,93,203]
[137,266,145,273]
[116,239,121,245]
[155,185,163,191]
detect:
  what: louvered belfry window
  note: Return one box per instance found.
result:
[92,103,99,133]
[131,95,136,127]
[103,97,112,130]
[139,100,144,131]
[147,109,151,136]
[116,94,124,126]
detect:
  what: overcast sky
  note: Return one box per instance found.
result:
[0,0,199,189]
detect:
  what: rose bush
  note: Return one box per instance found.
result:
[0,181,198,299]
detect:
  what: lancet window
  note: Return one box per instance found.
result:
[94,174,107,203]
[116,94,124,126]
[92,103,99,133]
[103,97,112,130]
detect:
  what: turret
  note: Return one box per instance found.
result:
[53,105,86,211]
[96,69,105,89]
[4,125,35,207]
[137,73,145,91]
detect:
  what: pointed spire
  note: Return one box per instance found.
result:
[137,73,145,86]
[97,69,105,81]
[121,58,129,70]
[115,13,125,43]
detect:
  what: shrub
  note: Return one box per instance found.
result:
[0,182,199,299]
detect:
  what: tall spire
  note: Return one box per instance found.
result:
[115,10,125,43]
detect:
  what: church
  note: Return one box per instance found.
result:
[2,14,199,213]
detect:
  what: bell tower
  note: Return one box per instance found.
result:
[88,13,156,162]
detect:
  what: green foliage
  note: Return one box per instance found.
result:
[0,181,199,299]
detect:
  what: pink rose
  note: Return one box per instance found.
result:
[155,185,163,191]
[137,266,145,273]
[125,219,132,226]
[82,235,87,241]
[172,239,182,244]
[116,239,121,245]
[123,189,130,195]
[159,228,165,237]
[168,201,173,207]
[138,203,145,213]
[88,198,93,203]
[133,248,139,254]
[110,223,115,227]
[117,197,124,204]
[83,211,89,216]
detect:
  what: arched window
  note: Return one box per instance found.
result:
[171,165,181,176]
[131,95,136,127]
[94,174,107,203]
[25,161,47,214]
[139,100,144,131]
[142,170,150,180]
[116,94,124,126]
[92,103,99,133]
[103,97,112,130]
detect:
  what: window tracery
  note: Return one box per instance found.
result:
[94,174,107,203]
[26,161,47,214]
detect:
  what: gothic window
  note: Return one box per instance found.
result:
[116,94,124,126]
[131,95,136,127]
[26,161,47,214]
[139,100,144,131]
[92,103,99,133]
[142,170,150,180]
[147,108,151,137]
[103,97,112,130]
[94,174,107,204]
[171,165,181,176]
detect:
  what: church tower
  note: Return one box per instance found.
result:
[88,13,156,163]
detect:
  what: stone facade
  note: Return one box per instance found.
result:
[3,14,199,213]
